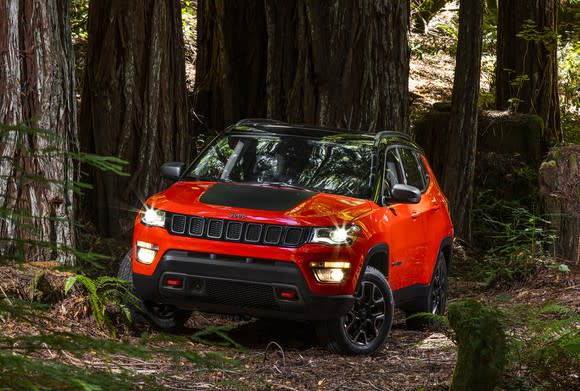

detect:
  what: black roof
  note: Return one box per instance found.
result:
[227,118,412,144]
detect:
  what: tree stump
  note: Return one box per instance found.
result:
[448,299,506,391]
[539,145,580,263]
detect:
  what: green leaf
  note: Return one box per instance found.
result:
[558,264,571,272]
[64,276,78,295]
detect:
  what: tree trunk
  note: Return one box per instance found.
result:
[194,0,268,131]
[195,0,410,133]
[441,0,483,241]
[495,0,561,146]
[0,0,77,264]
[80,0,191,237]
[540,146,580,264]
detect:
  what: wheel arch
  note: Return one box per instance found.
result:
[438,236,453,272]
[356,243,389,290]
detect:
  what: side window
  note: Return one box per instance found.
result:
[383,148,403,197]
[415,152,430,190]
[398,148,425,191]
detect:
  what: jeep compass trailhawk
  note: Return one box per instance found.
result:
[119,119,454,355]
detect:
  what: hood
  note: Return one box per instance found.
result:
[147,182,373,224]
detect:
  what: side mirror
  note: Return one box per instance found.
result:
[390,184,421,204]
[160,162,184,181]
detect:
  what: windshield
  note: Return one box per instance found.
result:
[186,134,374,198]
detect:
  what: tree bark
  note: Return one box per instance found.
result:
[441,0,484,241]
[81,0,191,236]
[0,0,77,263]
[495,0,561,146]
[195,0,410,133]
[194,0,268,131]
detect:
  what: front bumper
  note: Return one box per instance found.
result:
[133,250,355,320]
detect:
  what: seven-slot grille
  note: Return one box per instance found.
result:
[166,213,310,247]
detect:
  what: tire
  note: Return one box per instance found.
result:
[316,266,394,355]
[405,251,448,330]
[117,251,192,331]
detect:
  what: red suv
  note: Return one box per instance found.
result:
[119,119,453,355]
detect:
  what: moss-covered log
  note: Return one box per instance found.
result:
[448,299,506,391]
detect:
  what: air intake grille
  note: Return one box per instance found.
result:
[205,280,278,310]
[166,213,310,248]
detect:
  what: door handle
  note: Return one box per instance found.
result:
[411,211,418,220]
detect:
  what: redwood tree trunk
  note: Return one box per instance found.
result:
[195,0,410,133]
[81,0,191,236]
[194,0,267,130]
[441,0,484,241]
[496,0,561,145]
[0,0,77,263]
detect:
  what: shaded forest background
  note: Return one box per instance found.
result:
[0,0,579,389]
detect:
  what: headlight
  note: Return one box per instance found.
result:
[141,207,166,227]
[309,261,351,283]
[309,225,361,245]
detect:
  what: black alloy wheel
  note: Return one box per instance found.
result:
[430,254,447,315]
[343,280,387,346]
[316,266,394,355]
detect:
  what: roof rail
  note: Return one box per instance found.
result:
[374,130,412,142]
[234,118,287,127]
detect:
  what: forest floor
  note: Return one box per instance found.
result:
[0,254,577,390]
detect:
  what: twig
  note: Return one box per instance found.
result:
[263,341,286,371]
[362,380,388,391]
[0,284,13,305]
[41,342,55,358]
[271,384,300,391]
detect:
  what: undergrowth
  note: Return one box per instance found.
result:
[64,274,140,337]
[504,303,580,390]
[471,190,558,287]
[445,299,579,391]
[0,296,242,389]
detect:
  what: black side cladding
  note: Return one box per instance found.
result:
[199,183,316,211]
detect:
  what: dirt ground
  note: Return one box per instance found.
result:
[1,254,577,390]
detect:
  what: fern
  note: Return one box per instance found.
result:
[65,274,141,337]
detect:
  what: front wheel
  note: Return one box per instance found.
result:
[117,251,192,332]
[316,266,394,355]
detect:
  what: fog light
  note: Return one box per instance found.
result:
[309,261,350,283]
[136,241,158,264]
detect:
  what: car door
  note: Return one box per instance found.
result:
[396,147,433,286]
[382,147,425,291]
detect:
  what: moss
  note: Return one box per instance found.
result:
[449,299,506,391]
[550,150,563,161]
[527,114,544,137]
[540,160,557,170]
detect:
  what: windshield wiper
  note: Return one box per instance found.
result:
[249,181,312,192]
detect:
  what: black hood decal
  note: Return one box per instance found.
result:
[199,183,316,211]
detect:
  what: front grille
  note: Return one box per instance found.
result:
[171,215,187,234]
[166,213,310,248]
[189,217,204,236]
[245,224,262,242]
[264,226,282,244]
[226,221,243,240]
[207,219,224,238]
